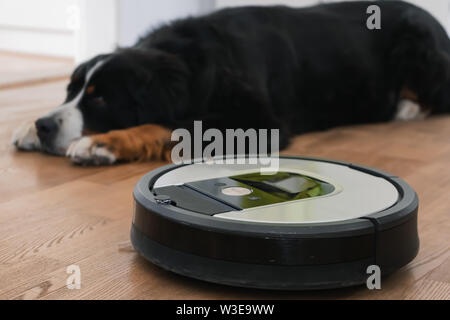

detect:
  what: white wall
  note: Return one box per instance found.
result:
[0,0,212,60]
[118,0,215,47]
[216,0,321,8]
[406,0,449,33]
[0,0,448,61]
[0,0,76,56]
[74,0,117,63]
[78,0,212,62]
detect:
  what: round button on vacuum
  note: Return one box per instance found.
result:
[221,187,253,196]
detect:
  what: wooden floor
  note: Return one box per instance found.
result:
[0,60,449,300]
[0,51,73,90]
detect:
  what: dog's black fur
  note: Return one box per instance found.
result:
[69,1,450,150]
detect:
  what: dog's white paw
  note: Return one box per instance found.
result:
[395,100,426,121]
[66,137,117,166]
[11,121,41,151]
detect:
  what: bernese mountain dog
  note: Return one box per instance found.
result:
[12,1,450,165]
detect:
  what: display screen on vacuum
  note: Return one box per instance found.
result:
[231,172,334,203]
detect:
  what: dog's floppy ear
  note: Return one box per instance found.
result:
[123,49,191,126]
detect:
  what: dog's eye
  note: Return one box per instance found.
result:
[91,96,106,106]
[86,85,95,95]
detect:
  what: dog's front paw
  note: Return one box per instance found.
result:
[395,100,426,121]
[66,137,117,166]
[11,121,41,151]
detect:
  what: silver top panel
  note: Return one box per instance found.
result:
[154,158,399,224]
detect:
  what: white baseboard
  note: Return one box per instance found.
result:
[0,27,75,57]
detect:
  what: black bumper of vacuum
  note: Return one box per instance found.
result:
[131,157,419,290]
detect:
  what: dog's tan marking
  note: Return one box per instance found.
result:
[399,87,432,113]
[400,87,418,102]
[88,124,172,162]
[398,87,432,120]
[86,85,95,95]
[81,129,97,136]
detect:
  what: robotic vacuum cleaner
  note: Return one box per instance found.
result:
[131,157,419,290]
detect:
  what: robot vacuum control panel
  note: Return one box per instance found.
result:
[151,158,399,224]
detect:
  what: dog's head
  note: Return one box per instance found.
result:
[35,49,189,155]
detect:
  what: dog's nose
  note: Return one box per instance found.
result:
[35,117,59,140]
